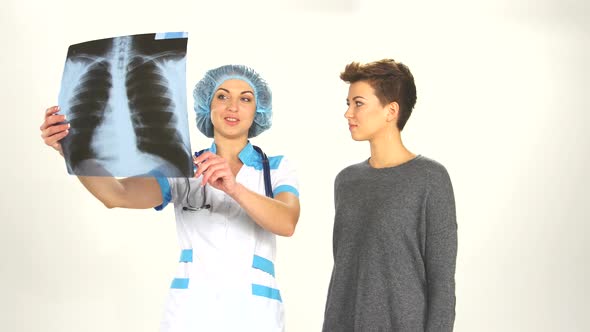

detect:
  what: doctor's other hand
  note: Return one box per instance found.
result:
[40,106,69,157]
[194,151,239,196]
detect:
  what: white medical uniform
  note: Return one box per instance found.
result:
[153,142,299,332]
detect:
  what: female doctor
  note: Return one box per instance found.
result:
[40,65,300,331]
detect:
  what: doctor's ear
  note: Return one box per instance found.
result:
[386,102,400,122]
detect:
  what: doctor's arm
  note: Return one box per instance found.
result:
[76,176,162,209]
[230,187,300,237]
[41,106,163,209]
[194,151,300,237]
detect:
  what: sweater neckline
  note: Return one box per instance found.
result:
[363,154,423,171]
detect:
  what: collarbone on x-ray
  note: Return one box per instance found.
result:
[58,33,192,178]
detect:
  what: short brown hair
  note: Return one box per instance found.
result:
[340,59,417,130]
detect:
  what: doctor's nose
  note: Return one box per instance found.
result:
[226,98,238,112]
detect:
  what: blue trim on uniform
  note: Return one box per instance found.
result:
[252,284,282,302]
[268,155,283,170]
[179,249,193,263]
[207,141,283,171]
[171,278,189,289]
[208,142,217,154]
[252,255,275,277]
[238,142,258,168]
[273,184,299,198]
[149,170,171,211]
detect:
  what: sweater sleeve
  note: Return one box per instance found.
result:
[424,166,457,332]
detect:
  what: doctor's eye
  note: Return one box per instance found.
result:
[214,92,231,102]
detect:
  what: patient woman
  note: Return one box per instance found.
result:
[323,59,457,331]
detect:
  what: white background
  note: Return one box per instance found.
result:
[1,0,589,331]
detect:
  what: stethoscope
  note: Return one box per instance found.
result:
[182,145,274,211]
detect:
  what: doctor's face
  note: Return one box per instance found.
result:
[344,80,391,142]
[210,79,256,140]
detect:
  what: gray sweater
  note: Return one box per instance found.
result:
[323,156,457,332]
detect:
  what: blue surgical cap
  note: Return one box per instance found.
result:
[193,64,272,138]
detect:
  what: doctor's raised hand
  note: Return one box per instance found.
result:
[40,106,68,156]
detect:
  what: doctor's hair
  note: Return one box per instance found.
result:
[340,59,417,131]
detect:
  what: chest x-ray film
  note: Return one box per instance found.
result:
[57,32,192,178]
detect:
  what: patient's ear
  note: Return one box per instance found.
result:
[386,101,399,122]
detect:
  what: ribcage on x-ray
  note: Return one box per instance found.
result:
[58,33,190,177]
[65,60,112,170]
[125,56,191,176]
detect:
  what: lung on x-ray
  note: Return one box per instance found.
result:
[57,32,192,178]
